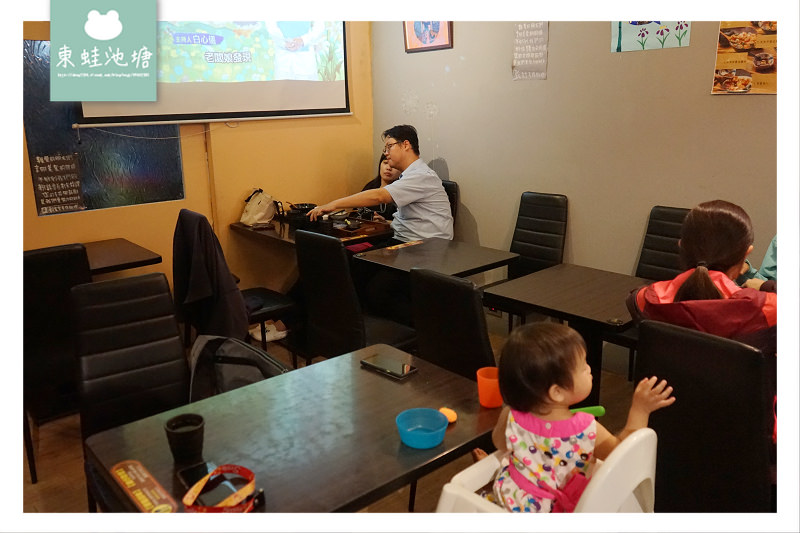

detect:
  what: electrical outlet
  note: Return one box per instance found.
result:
[485,307,502,318]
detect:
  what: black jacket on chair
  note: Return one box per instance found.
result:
[173,209,249,340]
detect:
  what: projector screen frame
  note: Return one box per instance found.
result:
[74,20,351,128]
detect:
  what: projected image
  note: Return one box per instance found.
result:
[80,21,349,123]
[157,21,344,83]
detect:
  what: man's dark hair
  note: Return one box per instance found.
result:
[382,124,420,155]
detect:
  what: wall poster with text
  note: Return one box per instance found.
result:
[712,21,777,95]
[512,22,548,80]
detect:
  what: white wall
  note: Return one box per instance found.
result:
[371,21,776,281]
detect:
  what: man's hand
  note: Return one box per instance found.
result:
[307,204,337,221]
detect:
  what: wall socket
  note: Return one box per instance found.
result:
[485,307,503,318]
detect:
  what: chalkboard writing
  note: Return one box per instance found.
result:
[31,152,86,215]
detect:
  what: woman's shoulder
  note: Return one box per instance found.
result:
[362,176,381,191]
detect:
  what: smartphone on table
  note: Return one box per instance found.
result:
[360,353,418,380]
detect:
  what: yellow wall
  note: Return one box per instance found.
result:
[23,22,374,293]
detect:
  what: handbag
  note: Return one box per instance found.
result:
[239,188,277,226]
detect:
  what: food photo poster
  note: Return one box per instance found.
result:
[712,21,777,95]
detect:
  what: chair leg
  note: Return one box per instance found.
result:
[627,347,636,381]
[23,410,37,484]
[87,486,97,512]
[183,321,192,348]
[259,322,268,351]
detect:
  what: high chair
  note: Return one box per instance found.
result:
[435,427,657,513]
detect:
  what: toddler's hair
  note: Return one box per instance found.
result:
[498,322,586,412]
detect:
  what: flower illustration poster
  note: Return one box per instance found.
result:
[50,0,157,102]
[611,22,691,53]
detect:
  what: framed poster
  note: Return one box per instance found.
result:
[403,21,453,53]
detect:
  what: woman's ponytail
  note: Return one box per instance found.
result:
[674,263,723,302]
[674,200,753,302]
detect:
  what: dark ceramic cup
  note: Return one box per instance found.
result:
[164,413,204,466]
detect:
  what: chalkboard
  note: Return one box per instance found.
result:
[23,40,184,216]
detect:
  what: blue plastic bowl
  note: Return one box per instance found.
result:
[395,408,448,449]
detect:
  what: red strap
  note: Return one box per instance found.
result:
[182,464,256,513]
[507,464,589,513]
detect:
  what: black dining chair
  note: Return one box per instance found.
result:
[604,205,689,379]
[410,268,496,380]
[71,273,191,512]
[484,191,568,330]
[172,209,296,351]
[441,179,460,222]
[635,320,774,512]
[290,230,416,366]
[23,243,93,484]
[508,191,568,280]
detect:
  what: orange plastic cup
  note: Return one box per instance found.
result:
[476,367,502,408]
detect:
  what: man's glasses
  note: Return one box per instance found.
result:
[383,141,402,154]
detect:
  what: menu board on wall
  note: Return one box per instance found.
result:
[712,21,777,95]
[512,22,548,80]
[30,152,86,215]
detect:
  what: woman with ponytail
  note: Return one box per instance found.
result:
[628,200,776,353]
[629,200,777,458]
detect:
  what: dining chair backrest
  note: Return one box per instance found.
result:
[23,243,92,422]
[71,272,189,440]
[636,320,773,512]
[294,229,367,358]
[410,268,495,380]
[508,192,568,279]
[441,179,459,222]
[634,205,690,281]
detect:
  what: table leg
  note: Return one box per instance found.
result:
[568,321,603,407]
[408,480,417,512]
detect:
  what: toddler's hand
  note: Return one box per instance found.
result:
[631,376,675,414]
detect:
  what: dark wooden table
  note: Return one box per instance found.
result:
[353,237,519,278]
[482,264,651,406]
[83,238,162,275]
[84,344,499,513]
[230,218,395,248]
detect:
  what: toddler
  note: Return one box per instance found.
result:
[491,322,675,512]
